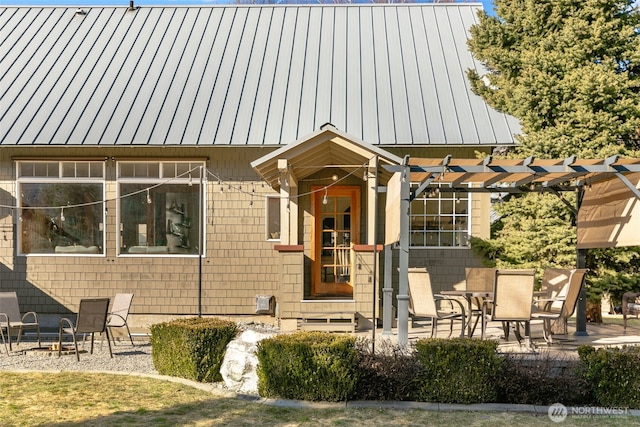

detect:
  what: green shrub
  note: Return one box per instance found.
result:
[353,338,420,401]
[256,331,359,402]
[494,352,593,405]
[413,338,501,404]
[578,345,640,408]
[150,317,238,382]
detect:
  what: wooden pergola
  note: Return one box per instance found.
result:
[383,155,640,347]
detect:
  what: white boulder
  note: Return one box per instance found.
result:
[220,329,274,394]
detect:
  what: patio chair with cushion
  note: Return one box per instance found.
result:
[106,293,135,346]
[59,298,113,361]
[407,267,466,338]
[531,268,588,344]
[480,269,536,348]
[0,291,41,354]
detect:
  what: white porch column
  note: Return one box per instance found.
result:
[278,159,298,245]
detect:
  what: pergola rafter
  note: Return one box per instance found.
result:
[402,155,640,198]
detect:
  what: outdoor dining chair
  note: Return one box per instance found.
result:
[0,291,41,354]
[532,268,588,344]
[59,298,112,361]
[105,293,135,346]
[465,267,496,336]
[480,269,536,348]
[407,267,466,338]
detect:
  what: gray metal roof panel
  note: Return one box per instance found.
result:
[1,4,521,147]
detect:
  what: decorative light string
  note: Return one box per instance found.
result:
[2,159,375,213]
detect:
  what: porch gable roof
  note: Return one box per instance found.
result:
[251,124,403,189]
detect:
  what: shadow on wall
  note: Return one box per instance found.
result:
[0,188,73,328]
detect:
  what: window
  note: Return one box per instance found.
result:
[266,196,280,240]
[17,161,105,255]
[118,161,204,255]
[410,184,470,247]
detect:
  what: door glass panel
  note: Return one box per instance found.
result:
[313,187,358,298]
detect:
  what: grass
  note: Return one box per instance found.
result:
[0,372,636,426]
[601,315,640,327]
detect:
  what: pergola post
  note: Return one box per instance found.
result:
[381,244,394,336]
[575,187,588,335]
[397,164,411,348]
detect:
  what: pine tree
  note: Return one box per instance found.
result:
[466,0,640,307]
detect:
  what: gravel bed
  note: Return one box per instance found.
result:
[0,338,157,374]
[0,322,278,375]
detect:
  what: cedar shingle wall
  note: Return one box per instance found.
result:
[0,147,281,317]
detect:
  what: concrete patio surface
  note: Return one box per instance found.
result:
[365,315,640,356]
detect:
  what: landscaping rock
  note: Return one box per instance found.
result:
[220,329,274,394]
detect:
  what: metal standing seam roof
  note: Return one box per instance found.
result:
[0,4,521,147]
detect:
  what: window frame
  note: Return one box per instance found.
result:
[116,160,205,257]
[16,160,106,256]
[409,183,471,248]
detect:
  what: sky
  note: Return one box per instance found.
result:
[3,0,496,15]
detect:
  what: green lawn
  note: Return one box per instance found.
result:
[0,372,635,427]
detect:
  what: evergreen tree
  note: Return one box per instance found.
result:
[466,0,640,307]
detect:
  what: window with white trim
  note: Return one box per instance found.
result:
[266,196,280,240]
[410,184,470,247]
[17,161,105,255]
[118,161,204,255]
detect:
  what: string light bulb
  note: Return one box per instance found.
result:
[188,173,193,186]
[60,208,65,222]
[146,189,152,204]
[363,167,368,181]
[322,188,328,205]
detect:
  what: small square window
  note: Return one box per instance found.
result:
[266,197,280,240]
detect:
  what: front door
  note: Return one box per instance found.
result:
[311,186,360,298]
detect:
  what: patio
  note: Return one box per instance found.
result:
[393,314,640,356]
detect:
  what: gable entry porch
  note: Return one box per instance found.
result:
[252,125,402,332]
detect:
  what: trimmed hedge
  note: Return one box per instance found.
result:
[256,331,359,402]
[414,338,501,404]
[494,352,593,405]
[150,317,238,382]
[353,338,421,401]
[578,345,640,408]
